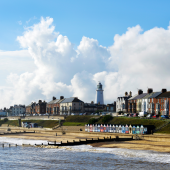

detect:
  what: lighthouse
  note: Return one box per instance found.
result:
[95,82,104,104]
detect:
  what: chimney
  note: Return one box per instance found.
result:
[60,96,64,100]
[125,92,128,96]
[91,101,94,104]
[53,96,56,100]
[129,91,132,97]
[162,89,167,93]
[138,89,143,95]
[147,88,153,94]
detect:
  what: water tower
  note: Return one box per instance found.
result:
[95,82,104,104]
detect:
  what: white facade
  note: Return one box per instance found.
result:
[95,82,104,105]
[116,97,126,112]
[11,105,26,116]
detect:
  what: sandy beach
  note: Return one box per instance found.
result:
[1,127,170,153]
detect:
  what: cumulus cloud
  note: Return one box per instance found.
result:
[1,17,170,108]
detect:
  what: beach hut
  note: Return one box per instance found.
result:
[132,126,136,134]
[144,127,148,134]
[113,125,116,133]
[116,125,119,133]
[87,124,90,132]
[140,125,144,134]
[129,125,132,134]
[125,125,129,134]
[119,125,122,133]
[110,124,113,132]
[92,124,95,132]
[106,124,109,132]
[122,125,125,133]
[90,124,93,132]
[100,124,104,132]
[103,124,106,132]
[85,124,87,132]
[95,124,98,132]
[136,126,140,134]
[97,124,100,132]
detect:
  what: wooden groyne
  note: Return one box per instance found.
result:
[0,131,35,135]
[47,136,134,147]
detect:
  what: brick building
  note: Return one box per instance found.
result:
[46,96,64,115]
[26,100,46,115]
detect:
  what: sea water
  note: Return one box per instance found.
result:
[0,137,170,170]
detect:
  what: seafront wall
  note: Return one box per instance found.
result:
[1,116,65,120]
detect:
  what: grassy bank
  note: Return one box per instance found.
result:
[0,119,59,128]
[64,116,170,133]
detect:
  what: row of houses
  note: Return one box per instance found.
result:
[25,96,115,116]
[116,88,170,115]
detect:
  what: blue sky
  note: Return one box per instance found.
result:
[1,0,170,51]
[1,0,170,107]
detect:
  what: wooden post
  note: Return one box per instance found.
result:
[9,144,10,147]
[2,144,4,148]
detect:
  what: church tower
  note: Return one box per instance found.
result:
[95,82,104,104]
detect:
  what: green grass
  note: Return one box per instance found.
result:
[65,116,93,123]
[63,122,86,126]
[0,119,59,128]
[155,123,170,134]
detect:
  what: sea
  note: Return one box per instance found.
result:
[0,137,170,170]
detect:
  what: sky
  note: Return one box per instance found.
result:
[0,0,170,108]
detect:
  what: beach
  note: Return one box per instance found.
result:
[1,126,170,153]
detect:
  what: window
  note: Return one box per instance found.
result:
[152,98,153,102]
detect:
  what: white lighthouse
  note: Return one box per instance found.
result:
[95,82,104,104]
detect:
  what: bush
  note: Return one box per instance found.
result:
[3,118,8,122]
[88,118,98,124]
[101,115,113,124]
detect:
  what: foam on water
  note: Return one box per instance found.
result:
[46,144,170,164]
[0,137,170,164]
[0,137,48,145]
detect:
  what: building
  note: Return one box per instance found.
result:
[154,89,170,115]
[11,105,26,116]
[116,92,132,113]
[95,82,104,105]
[26,100,46,115]
[128,94,138,113]
[60,97,84,115]
[141,90,161,114]
[46,96,65,115]
[105,102,116,113]
[84,101,97,114]
[26,102,36,115]
[128,90,147,113]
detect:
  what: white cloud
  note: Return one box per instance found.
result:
[18,21,22,25]
[1,17,170,108]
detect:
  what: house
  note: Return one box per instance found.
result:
[84,101,97,114]
[26,100,46,115]
[60,97,84,115]
[154,89,170,115]
[128,90,147,113]
[116,92,132,113]
[11,104,26,116]
[105,102,116,113]
[46,96,65,115]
